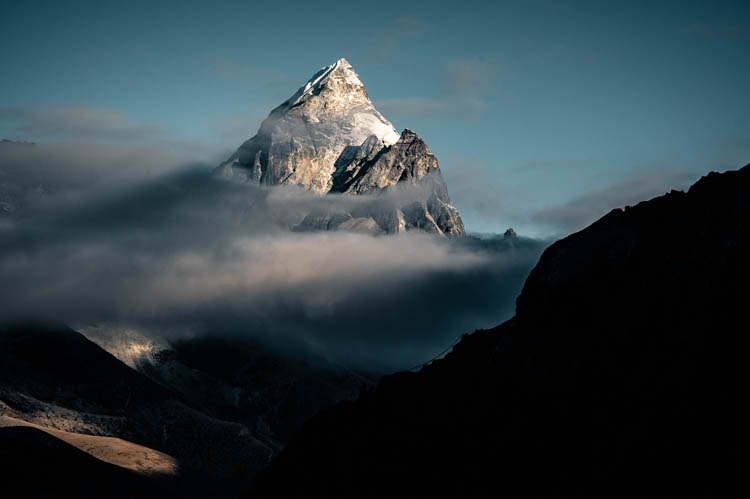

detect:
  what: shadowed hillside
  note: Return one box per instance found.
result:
[252,164,750,498]
[0,321,274,497]
[0,426,167,498]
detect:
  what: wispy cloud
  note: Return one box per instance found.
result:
[0,105,163,143]
[443,161,513,221]
[217,112,265,143]
[369,14,426,61]
[533,168,700,234]
[0,103,255,165]
[377,58,499,120]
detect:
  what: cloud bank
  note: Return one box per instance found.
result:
[0,141,547,371]
[0,105,163,143]
[533,169,700,234]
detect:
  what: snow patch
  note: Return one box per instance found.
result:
[354,113,400,145]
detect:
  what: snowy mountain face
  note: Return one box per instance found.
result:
[217,58,464,236]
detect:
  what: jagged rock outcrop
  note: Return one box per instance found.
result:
[217,58,464,236]
[252,164,750,498]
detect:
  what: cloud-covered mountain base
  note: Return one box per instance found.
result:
[0,141,547,372]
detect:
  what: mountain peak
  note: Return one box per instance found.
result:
[282,57,368,113]
[216,58,463,236]
[334,57,354,71]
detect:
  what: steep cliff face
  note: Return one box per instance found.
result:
[217,58,464,235]
[251,164,750,498]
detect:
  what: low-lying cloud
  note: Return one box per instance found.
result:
[0,142,548,371]
[533,168,700,234]
[0,105,163,143]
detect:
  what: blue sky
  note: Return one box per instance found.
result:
[2,0,749,236]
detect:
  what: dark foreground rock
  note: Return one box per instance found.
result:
[0,426,167,499]
[252,164,750,498]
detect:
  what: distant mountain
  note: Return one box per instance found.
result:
[251,164,750,497]
[87,330,375,444]
[216,58,464,236]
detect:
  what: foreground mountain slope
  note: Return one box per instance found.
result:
[0,321,274,495]
[0,426,168,499]
[252,164,750,498]
[0,414,178,475]
[217,58,464,235]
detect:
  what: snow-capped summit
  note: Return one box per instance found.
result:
[217,58,399,193]
[217,58,464,235]
[283,58,394,140]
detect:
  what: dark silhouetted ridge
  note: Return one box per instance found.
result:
[252,164,750,498]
